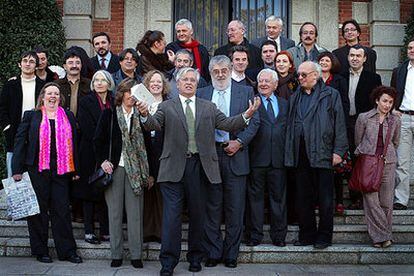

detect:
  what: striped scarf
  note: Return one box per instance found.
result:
[38,106,75,175]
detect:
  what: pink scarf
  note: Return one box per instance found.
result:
[38,106,75,175]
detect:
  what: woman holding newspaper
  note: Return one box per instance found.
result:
[11,82,82,264]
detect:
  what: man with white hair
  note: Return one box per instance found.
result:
[198,55,259,268]
[214,20,263,70]
[246,69,288,247]
[284,61,348,249]
[166,18,210,81]
[252,15,295,51]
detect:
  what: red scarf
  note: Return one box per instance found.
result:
[325,74,334,86]
[180,39,202,74]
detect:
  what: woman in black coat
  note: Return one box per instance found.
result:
[74,70,115,244]
[318,52,350,215]
[12,82,82,263]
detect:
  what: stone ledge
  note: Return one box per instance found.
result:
[370,0,400,23]
[64,0,92,15]
[62,16,92,40]
[371,24,406,46]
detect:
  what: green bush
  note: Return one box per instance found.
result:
[401,9,414,61]
[0,0,66,181]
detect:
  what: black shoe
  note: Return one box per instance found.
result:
[85,234,101,244]
[224,259,237,268]
[293,240,313,246]
[348,200,363,210]
[59,254,82,263]
[313,242,331,249]
[393,203,408,210]
[205,258,220,267]
[189,262,202,272]
[110,259,122,267]
[131,259,143,268]
[160,268,173,276]
[36,255,52,263]
[246,240,260,246]
[272,241,286,247]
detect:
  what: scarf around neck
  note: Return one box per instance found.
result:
[38,106,75,175]
[116,105,149,195]
[180,39,202,75]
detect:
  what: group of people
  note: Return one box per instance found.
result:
[0,14,413,276]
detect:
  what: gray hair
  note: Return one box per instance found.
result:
[257,68,279,83]
[176,49,194,62]
[300,61,322,80]
[229,20,246,32]
[90,70,115,92]
[209,55,232,72]
[175,18,193,31]
[265,15,283,27]
[176,67,200,83]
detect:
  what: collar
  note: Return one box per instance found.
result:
[231,70,245,82]
[408,62,414,70]
[122,105,134,116]
[67,76,80,85]
[350,67,363,76]
[366,107,390,119]
[260,92,276,102]
[99,51,112,62]
[179,94,196,104]
[20,75,36,82]
[213,84,231,94]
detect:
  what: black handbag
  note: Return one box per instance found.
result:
[88,110,114,191]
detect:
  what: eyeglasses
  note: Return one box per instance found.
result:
[298,71,315,78]
[344,28,357,33]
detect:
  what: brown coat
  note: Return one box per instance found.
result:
[354,108,401,163]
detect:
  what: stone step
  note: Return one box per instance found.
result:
[1,220,414,244]
[1,237,413,264]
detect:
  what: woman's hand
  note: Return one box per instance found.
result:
[72,175,80,181]
[167,49,175,63]
[12,174,22,181]
[147,176,155,189]
[332,153,343,166]
[101,160,114,174]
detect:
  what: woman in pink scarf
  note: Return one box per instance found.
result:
[12,82,82,264]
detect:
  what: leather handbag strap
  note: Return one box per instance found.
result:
[382,117,393,159]
[108,109,114,162]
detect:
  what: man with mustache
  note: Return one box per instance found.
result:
[55,49,91,116]
[215,20,263,70]
[90,32,120,74]
[287,22,327,70]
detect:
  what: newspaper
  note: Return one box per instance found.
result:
[2,172,40,221]
[131,83,156,105]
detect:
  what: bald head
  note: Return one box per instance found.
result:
[227,20,245,45]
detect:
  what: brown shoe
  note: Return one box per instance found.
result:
[382,240,392,248]
[373,243,382,248]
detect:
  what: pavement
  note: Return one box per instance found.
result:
[0,257,414,275]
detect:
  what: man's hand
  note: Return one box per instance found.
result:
[147,176,155,189]
[12,174,22,181]
[101,160,114,174]
[332,153,343,166]
[244,97,261,119]
[136,100,149,116]
[72,175,80,181]
[224,140,242,156]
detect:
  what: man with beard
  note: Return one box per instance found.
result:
[287,22,327,70]
[34,46,59,82]
[54,49,91,116]
[169,49,208,98]
[198,55,260,269]
[166,18,210,82]
[252,16,295,51]
[90,32,120,73]
[333,19,377,74]
[0,51,45,177]
[261,40,278,70]
[215,20,263,70]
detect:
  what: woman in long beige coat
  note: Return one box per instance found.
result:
[354,86,401,248]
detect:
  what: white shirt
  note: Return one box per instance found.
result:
[21,76,36,118]
[179,94,196,116]
[231,70,245,82]
[118,106,133,167]
[348,67,363,116]
[400,62,414,111]
[268,36,281,52]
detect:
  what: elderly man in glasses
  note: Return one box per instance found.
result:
[284,61,348,249]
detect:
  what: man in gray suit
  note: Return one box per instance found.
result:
[198,56,260,268]
[252,15,295,51]
[137,67,260,276]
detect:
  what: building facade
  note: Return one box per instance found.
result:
[58,0,413,85]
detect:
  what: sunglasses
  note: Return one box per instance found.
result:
[298,70,315,78]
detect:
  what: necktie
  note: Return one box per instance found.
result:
[216,91,228,141]
[100,57,106,70]
[185,99,197,153]
[266,98,276,122]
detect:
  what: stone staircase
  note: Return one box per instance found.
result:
[1,186,414,264]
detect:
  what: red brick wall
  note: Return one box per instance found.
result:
[338,0,371,47]
[92,0,125,54]
[56,0,63,15]
[401,0,414,23]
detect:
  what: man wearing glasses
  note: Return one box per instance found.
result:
[333,19,377,75]
[0,51,45,177]
[284,61,348,249]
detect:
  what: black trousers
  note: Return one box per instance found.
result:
[248,167,287,243]
[159,155,207,272]
[27,166,77,258]
[204,146,246,260]
[83,200,109,235]
[295,140,334,244]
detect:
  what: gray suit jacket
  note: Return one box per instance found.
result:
[251,36,295,51]
[142,96,247,183]
[197,83,260,176]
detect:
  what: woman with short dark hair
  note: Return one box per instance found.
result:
[94,78,150,268]
[354,86,401,248]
